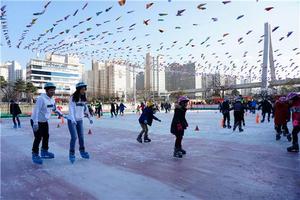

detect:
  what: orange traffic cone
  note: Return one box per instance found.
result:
[57,123,60,128]
[220,119,224,127]
[256,114,260,124]
[88,129,92,135]
[61,117,65,124]
[195,125,199,131]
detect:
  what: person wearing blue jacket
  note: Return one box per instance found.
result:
[119,102,126,116]
[137,101,161,143]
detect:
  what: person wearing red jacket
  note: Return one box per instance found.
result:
[273,97,291,141]
[286,92,300,153]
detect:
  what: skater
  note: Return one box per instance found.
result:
[137,101,161,143]
[30,82,63,165]
[171,96,189,158]
[95,101,102,118]
[140,102,145,112]
[286,92,300,153]
[67,82,93,163]
[220,98,232,129]
[116,102,120,116]
[110,100,117,118]
[258,98,273,122]
[274,97,291,141]
[232,97,246,132]
[251,100,257,114]
[161,102,164,111]
[136,104,141,114]
[119,102,126,116]
[10,100,22,128]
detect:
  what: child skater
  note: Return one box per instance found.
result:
[137,101,161,143]
[170,96,189,158]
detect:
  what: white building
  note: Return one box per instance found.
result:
[144,53,166,95]
[84,60,132,100]
[26,54,83,98]
[0,61,25,82]
[0,64,9,81]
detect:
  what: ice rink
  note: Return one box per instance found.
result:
[1,110,299,200]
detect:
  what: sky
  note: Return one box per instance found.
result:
[1,0,299,82]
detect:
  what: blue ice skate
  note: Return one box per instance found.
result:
[41,149,55,159]
[32,153,43,165]
[80,151,90,159]
[69,152,75,164]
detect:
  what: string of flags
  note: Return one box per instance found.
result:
[0,1,299,80]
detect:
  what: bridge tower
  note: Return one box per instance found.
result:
[261,22,276,90]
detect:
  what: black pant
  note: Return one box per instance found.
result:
[111,110,116,117]
[292,126,300,145]
[233,111,243,130]
[223,112,230,126]
[262,112,271,122]
[12,115,20,126]
[175,135,183,149]
[241,113,245,125]
[275,123,289,134]
[30,120,49,154]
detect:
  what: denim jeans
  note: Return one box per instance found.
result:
[67,119,85,153]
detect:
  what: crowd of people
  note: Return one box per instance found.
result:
[7,82,300,164]
[219,93,300,153]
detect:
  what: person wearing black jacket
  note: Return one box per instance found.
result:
[232,97,246,132]
[220,98,232,129]
[110,100,117,118]
[137,101,161,143]
[258,99,273,122]
[171,96,189,158]
[10,100,22,128]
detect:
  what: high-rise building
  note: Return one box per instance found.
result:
[0,64,9,81]
[136,72,145,91]
[144,53,166,95]
[165,62,196,91]
[26,54,83,97]
[0,61,25,82]
[84,60,132,100]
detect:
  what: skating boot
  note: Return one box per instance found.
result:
[227,125,232,129]
[136,134,143,143]
[32,153,43,165]
[144,136,151,143]
[41,149,55,159]
[239,128,244,132]
[13,124,17,129]
[80,150,90,159]
[287,134,292,142]
[69,152,75,164]
[173,148,183,158]
[180,148,186,155]
[18,124,21,128]
[276,134,281,141]
[223,124,226,128]
[287,144,299,153]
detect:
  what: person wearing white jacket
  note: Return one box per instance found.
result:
[67,82,93,163]
[30,82,63,165]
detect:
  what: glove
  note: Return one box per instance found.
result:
[144,120,148,124]
[177,123,183,131]
[32,124,39,132]
[89,119,93,124]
